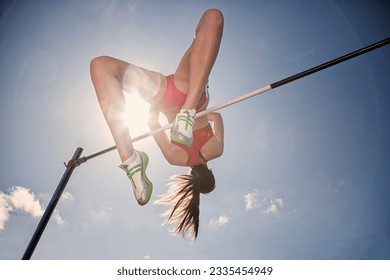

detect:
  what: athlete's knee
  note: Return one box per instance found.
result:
[90,56,110,78]
[202,9,224,30]
[90,56,124,84]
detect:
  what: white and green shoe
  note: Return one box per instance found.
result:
[171,109,196,147]
[119,151,153,206]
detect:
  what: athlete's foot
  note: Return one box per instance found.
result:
[119,150,153,206]
[171,108,196,147]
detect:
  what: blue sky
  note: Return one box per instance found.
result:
[0,0,389,260]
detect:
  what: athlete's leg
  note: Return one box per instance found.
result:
[90,56,165,161]
[171,9,223,146]
[175,9,224,109]
[90,56,165,205]
[90,56,132,162]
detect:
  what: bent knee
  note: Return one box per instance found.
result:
[90,56,111,77]
[202,9,224,27]
[90,56,129,81]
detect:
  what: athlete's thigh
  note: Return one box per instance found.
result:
[121,64,165,102]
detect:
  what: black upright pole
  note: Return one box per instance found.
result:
[22,147,83,260]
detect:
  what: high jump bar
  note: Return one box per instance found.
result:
[81,37,390,163]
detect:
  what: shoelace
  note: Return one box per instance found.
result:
[176,110,194,131]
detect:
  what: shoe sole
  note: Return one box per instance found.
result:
[171,133,193,147]
[137,151,153,206]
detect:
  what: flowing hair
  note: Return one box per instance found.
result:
[155,164,215,241]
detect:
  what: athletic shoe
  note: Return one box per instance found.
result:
[119,151,153,206]
[171,109,196,147]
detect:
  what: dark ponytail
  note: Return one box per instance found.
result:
[155,164,215,240]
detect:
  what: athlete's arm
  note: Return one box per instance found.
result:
[203,112,224,159]
[208,112,224,143]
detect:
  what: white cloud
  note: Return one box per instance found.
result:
[90,207,113,222]
[8,186,44,218]
[61,191,74,203]
[209,215,230,227]
[0,193,12,230]
[264,204,278,215]
[0,186,73,231]
[263,198,284,215]
[275,198,284,207]
[244,190,285,216]
[53,210,67,227]
[245,191,260,210]
[87,205,114,226]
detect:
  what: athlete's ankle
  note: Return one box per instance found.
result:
[122,151,137,166]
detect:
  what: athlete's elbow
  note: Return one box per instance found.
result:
[166,158,176,165]
[163,149,178,165]
[214,144,224,159]
[166,155,181,166]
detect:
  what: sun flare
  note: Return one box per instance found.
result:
[124,94,151,136]
[123,94,169,138]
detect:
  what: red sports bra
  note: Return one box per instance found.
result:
[156,74,208,116]
[172,124,214,167]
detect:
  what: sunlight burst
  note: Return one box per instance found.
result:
[124,94,151,136]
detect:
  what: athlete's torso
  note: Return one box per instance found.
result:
[155,74,213,166]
